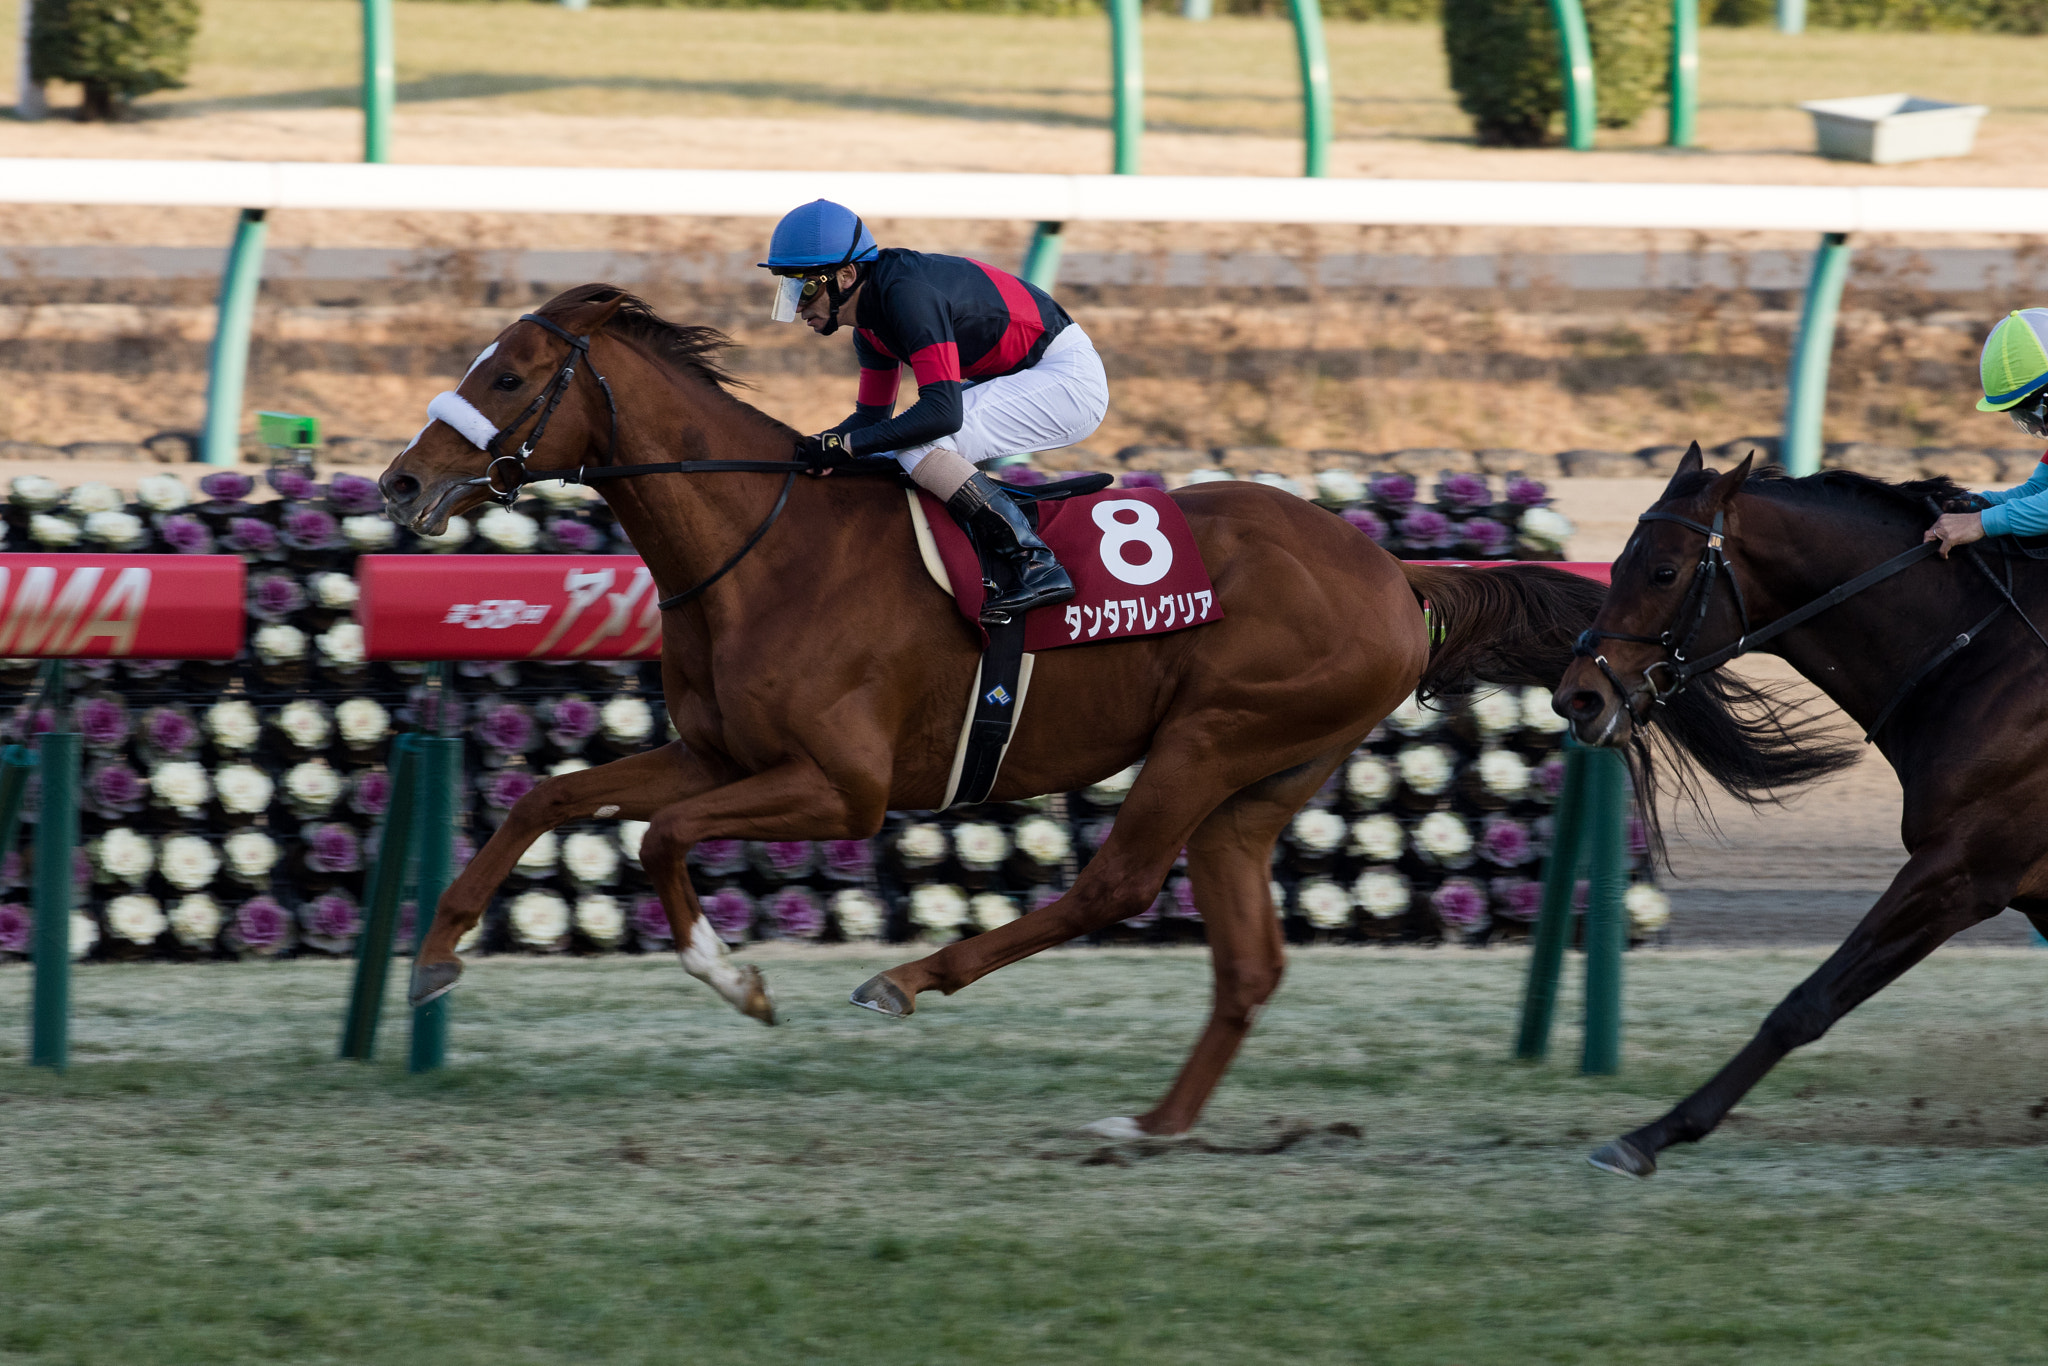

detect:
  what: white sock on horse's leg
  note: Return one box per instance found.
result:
[677,917,752,1008]
[900,446,976,501]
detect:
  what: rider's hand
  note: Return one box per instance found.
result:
[795,431,852,475]
[1924,511,1985,558]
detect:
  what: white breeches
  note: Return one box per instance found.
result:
[890,325,1109,473]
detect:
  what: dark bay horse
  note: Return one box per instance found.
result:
[378,287,1778,1138]
[1558,444,2048,1176]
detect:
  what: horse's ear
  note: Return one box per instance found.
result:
[1706,451,1754,506]
[1658,440,1705,501]
[583,291,631,334]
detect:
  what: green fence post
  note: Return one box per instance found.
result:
[340,735,419,1062]
[1109,0,1143,175]
[0,745,35,860]
[408,734,458,1073]
[1287,0,1333,177]
[1776,0,1805,33]
[1515,742,1590,1061]
[1782,231,1852,478]
[1579,746,1629,1075]
[1547,0,1597,151]
[201,208,269,468]
[1668,0,1698,148]
[30,726,78,1071]
[1021,222,1066,293]
[362,0,395,164]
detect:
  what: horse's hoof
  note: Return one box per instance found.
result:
[1587,1137,1656,1179]
[739,965,776,1026]
[848,973,913,1018]
[1079,1115,1148,1141]
[409,959,462,1008]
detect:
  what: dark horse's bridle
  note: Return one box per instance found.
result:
[457,313,885,612]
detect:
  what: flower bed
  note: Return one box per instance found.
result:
[0,462,1665,962]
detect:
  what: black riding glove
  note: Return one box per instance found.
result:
[795,431,854,473]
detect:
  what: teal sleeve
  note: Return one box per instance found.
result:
[1979,459,2048,537]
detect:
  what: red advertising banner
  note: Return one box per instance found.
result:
[356,555,663,661]
[0,554,244,659]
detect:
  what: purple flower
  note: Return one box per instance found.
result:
[823,839,873,881]
[2,851,23,886]
[477,704,533,754]
[1463,518,1511,556]
[1505,476,1551,508]
[1368,472,1416,511]
[78,697,129,749]
[160,515,213,553]
[546,518,602,553]
[124,659,178,680]
[86,760,145,814]
[306,893,361,941]
[1490,878,1543,922]
[224,517,278,555]
[281,508,341,551]
[1432,877,1489,930]
[200,471,254,502]
[267,467,317,500]
[1341,507,1388,542]
[1397,509,1455,549]
[549,697,599,742]
[763,841,813,877]
[1122,893,1161,927]
[1169,878,1201,921]
[0,902,27,952]
[249,572,306,621]
[1627,815,1649,858]
[634,895,672,942]
[692,840,746,876]
[1119,471,1168,491]
[1437,472,1491,509]
[1532,756,1567,801]
[453,832,477,866]
[999,466,1048,487]
[1031,888,1063,914]
[143,707,197,755]
[410,687,466,736]
[1479,816,1533,866]
[349,768,391,817]
[485,769,536,810]
[72,848,90,888]
[305,822,362,874]
[22,708,53,737]
[397,901,417,944]
[235,895,288,948]
[769,887,824,939]
[327,474,383,515]
[703,888,754,943]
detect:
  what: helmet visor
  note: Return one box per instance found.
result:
[769,275,805,323]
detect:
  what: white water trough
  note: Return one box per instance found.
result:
[1799,94,1988,165]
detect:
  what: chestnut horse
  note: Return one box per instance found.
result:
[377,287,1775,1138]
[1558,445,2048,1176]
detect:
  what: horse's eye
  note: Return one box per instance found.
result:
[1652,565,1678,586]
[492,372,523,392]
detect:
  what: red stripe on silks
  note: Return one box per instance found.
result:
[856,365,901,407]
[966,260,1045,378]
[908,341,963,387]
[857,328,897,361]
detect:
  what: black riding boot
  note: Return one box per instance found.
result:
[948,473,1075,623]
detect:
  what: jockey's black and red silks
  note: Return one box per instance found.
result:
[830,249,1073,455]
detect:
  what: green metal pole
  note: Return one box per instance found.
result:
[408,735,458,1073]
[201,208,268,469]
[1579,747,1629,1075]
[0,745,34,861]
[1021,222,1066,293]
[1776,0,1805,33]
[1287,0,1333,178]
[1109,0,1143,175]
[340,735,419,1062]
[1514,743,1590,1061]
[1782,231,1852,478]
[30,727,77,1071]
[1668,0,1698,149]
[1547,0,1597,151]
[362,0,394,164]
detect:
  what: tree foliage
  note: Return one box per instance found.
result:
[1442,0,1663,146]
[29,0,201,121]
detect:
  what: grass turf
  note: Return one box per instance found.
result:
[4,945,2048,1363]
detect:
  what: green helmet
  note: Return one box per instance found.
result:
[1977,309,2048,411]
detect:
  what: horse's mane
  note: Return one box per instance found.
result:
[537,284,746,393]
[1664,463,1966,520]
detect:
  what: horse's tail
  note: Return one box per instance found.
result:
[1398,562,1859,855]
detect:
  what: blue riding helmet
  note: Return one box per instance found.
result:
[760,200,879,274]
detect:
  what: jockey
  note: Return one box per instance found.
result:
[762,199,1106,621]
[1926,308,2048,557]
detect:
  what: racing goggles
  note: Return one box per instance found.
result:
[2011,387,2048,439]
[768,271,830,323]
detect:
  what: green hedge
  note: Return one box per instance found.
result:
[1442,0,1661,145]
[29,0,200,119]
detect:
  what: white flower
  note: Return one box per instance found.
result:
[1297,877,1353,929]
[1415,811,1473,862]
[275,699,332,749]
[1397,744,1455,796]
[908,884,967,933]
[30,514,81,547]
[205,699,261,751]
[1468,689,1522,738]
[509,889,570,946]
[82,510,146,547]
[517,830,559,873]
[1085,763,1143,805]
[548,758,590,777]
[832,888,886,939]
[416,515,472,551]
[135,473,190,512]
[1520,686,1568,735]
[342,515,397,551]
[9,475,62,511]
[1353,869,1411,918]
[1344,754,1394,805]
[1014,816,1072,865]
[1349,814,1406,862]
[1290,808,1346,854]
[600,695,654,743]
[283,758,342,813]
[214,763,275,815]
[168,893,222,947]
[617,821,648,865]
[1477,748,1531,799]
[1249,471,1306,498]
[65,481,124,515]
[93,829,155,884]
[562,831,619,884]
[970,892,1020,931]
[224,828,280,879]
[1183,468,1233,485]
[953,821,1010,870]
[454,918,484,953]
[476,506,540,552]
[575,893,626,946]
[335,697,389,746]
[896,823,948,867]
[158,834,221,891]
[316,621,365,666]
[1314,468,1365,504]
[307,572,360,609]
[70,912,99,959]
[1518,505,1574,552]
[105,893,166,944]
[254,623,307,665]
[149,759,212,814]
[1385,693,1438,736]
[531,480,590,508]
[1626,883,1672,933]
